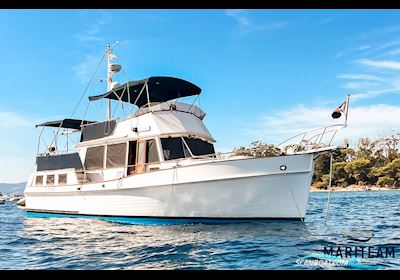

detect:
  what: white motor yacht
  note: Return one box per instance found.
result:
[24,44,347,222]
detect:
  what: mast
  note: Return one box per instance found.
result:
[106,44,112,121]
[344,94,350,127]
[105,42,121,121]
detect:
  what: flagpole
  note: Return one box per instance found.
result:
[345,94,350,127]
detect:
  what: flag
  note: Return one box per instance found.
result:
[331,101,347,119]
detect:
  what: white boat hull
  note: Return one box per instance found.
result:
[25,154,315,220]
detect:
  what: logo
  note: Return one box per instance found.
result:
[296,246,397,269]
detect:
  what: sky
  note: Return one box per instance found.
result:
[1,9,400,183]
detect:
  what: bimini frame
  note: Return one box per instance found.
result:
[35,119,96,156]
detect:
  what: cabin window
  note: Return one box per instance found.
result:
[127,141,137,175]
[106,143,127,168]
[183,137,215,156]
[146,139,160,163]
[161,137,189,160]
[84,146,105,170]
[46,175,55,185]
[35,175,43,186]
[161,137,213,160]
[58,174,67,185]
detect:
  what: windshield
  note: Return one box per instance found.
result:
[161,137,215,160]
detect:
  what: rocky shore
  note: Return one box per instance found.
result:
[311,184,400,192]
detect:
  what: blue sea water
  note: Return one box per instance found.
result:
[1,191,400,270]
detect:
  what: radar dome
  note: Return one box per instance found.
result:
[109,63,121,73]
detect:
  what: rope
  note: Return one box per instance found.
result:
[80,101,91,126]
[71,51,106,118]
[324,153,334,224]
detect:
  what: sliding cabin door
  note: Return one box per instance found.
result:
[135,140,146,174]
[127,139,160,175]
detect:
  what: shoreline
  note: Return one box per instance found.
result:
[311,185,400,193]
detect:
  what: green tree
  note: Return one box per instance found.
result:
[313,174,331,190]
[332,161,350,187]
[234,141,282,158]
[312,153,331,183]
[343,159,372,185]
[374,158,400,187]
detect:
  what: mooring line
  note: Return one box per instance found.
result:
[324,153,334,224]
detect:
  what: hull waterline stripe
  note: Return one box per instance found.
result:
[25,209,303,222]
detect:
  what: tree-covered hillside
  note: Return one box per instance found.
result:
[234,131,400,190]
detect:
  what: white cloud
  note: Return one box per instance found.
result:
[356,59,400,70]
[382,48,400,57]
[347,25,400,41]
[337,73,384,81]
[74,10,112,42]
[0,111,40,183]
[336,71,400,101]
[343,81,380,90]
[315,15,340,25]
[377,39,400,50]
[358,45,371,51]
[72,54,104,83]
[239,103,400,148]
[351,87,400,101]
[335,52,345,59]
[226,9,251,30]
[0,111,34,128]
[226,9,289,37]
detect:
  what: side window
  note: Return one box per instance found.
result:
[84,146,105,170]
[58,174,67,185]
[106,143,127,168]
[35,175,43,186]
[46,175,55,186]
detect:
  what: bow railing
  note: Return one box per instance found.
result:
[277,124,347,154]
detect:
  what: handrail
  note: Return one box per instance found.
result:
[75,152,241,181]
[277,124,346,153]
[277,124,345,147]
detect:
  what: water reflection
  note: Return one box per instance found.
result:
[21,216,312,269]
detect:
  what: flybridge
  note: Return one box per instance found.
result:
[34,75,202,134]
